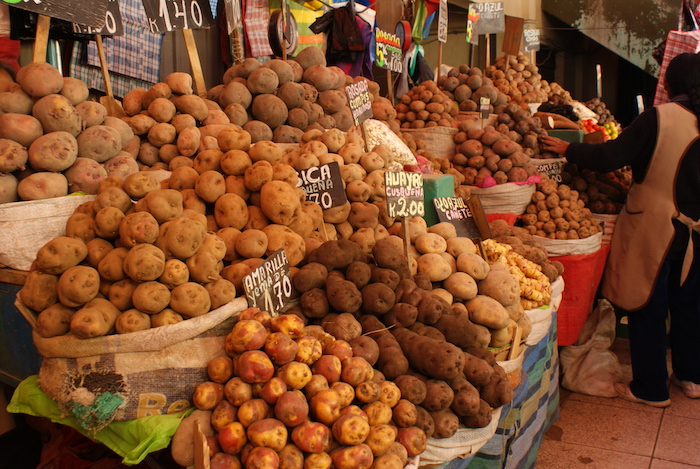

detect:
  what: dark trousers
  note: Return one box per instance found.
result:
[627,247,700,401]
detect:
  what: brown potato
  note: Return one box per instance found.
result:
[122,244,166,282]
[151,308,184,327]
[214,193,249,230]
[115,309,152,334]
[35,236,88,275]
[132,281,171,314]
[69,297,121,338]
[169,282,211,317]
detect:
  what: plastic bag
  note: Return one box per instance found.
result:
[559,299,623,397]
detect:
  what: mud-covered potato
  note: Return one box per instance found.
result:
[34,236,88,275]
[69,297,121,338]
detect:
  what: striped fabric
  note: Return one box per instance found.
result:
[269,0,324,55]
[244,0,274,57]
[430,312,561,469]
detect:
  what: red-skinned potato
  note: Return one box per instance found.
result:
[225,319,268,355]
[277,361,313,390]
[235,350,274,384]
[278,444,304,469]
[270,313,305,339]
[294,335,323,365]
[310,388,342,426]
[323,340,354,361]
[291,420,331,454]
[264,331,299,366]
[245,446,279,469]
[224,377,253,407]
[218,421,247,455]
[246,418,288,452]
[330,443,374,469]
[211,400,238,432]
[330,381,355,408]
[310,354,342,384]
[397,427,427,457]
[332,413,370,446]
[257,376,287,405]
[193,381,225,410]
[236,398,270,428]
[274,389,309,427]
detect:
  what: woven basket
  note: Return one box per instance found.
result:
[400,126,458,160]
[469,183,535,215]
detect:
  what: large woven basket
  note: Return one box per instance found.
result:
[400,126,458,160]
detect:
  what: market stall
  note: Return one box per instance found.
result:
[0,0,640,467]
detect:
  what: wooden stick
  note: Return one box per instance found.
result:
[386,70,394,104]
[33,15,51,63]
[402,217,411,272]
[95,35,114,98]
[485,35,491,67]
[508,326,522,360]
[182,29,207,97]
[437,43,443,80]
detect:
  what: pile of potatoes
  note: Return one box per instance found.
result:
[449,119,538,186]
[394,80,459,129]
[0,62,140,202]
[520,176,602,239]
[561,163,630,215]
[435,65,509,114]
[173,310,427,469]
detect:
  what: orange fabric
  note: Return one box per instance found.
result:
[553,245,610,346]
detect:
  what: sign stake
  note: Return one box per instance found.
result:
[33,15,51,63]
[182,29,207,97]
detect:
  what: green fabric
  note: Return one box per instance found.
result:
[7,376,192,466]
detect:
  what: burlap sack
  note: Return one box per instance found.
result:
[16,295,248,432]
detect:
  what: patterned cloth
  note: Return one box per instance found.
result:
[244,0,273,57]
[70,0,162,97]
[270,0,324,55]
[653,30,700,106]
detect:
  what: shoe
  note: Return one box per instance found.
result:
[614,382,671,408]
[670,374,700,399]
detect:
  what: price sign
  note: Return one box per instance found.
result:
[296,161,347,210]
[502,15,524,56]
[433,197,481,239]
[523,28,540,52]
[438,0,448,43]
[345,80,373,127]
[480,97,491,120]
[243,249,295,315]
[384,171,425,218]
[535,160,564,183]
[140,0,215,33]
[472,1,504,35]
[72,0,123,36]
[3,0,109,28]
[375,28,403,73]
[466,4,479,45]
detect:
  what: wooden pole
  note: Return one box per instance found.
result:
[386,70,394,104]
[33,15,51,63]
[437,43,443,80]
[182,29,207,97]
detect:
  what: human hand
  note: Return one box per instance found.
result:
[540,136,570,156]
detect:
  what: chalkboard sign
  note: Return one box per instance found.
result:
[437,0,448,43]
[472,1,504,35]
[296,161,347,210]
[4,0,109,28]
[502,15,524,56]
[433,197,480,239]
[72,0,123,36]
[535,159,564,183]
[243,249,295,315]
[345,80,373,127]
[375,27,403,73]
[384,171,424,218]
[523,28,540,52]
[140,0,215,33]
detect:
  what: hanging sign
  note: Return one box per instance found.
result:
[466,4,479,45]
[72,0,123,36]
[472,1,504,35]
[384,171,425,218]
[375,27,403,73]
[345,80,373,127]
[296,162,347,210]
[3,0,109,28]
[438,0,448,43]
[523,28,540,52]
[140,0,215,33]
[243,249,295,315]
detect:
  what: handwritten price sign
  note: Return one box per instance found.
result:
[375,28,403,73]
[3,0,108,28]
[140,0,215,33]
[243,249,295,315]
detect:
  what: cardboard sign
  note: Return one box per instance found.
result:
[296,161,347,210]
[472,1,504,35]
[466,4,479,45]
[502,15,524,56]
[433,197,481,239]
[438,0,448,43]
[243,249,294,315]
[3,0,109,28]
[384,171,425,218]
[375,27,403,73]
[72,0,123,36]
[345,80,373,127]
[535,160,564,183]
[523,27,540,52]
[479,97,491,120]
[140,0,215,33]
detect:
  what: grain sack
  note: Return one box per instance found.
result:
[400,126,459,160]
[16,295,248,432]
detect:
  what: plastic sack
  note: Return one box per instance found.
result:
[559,299,623,397]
